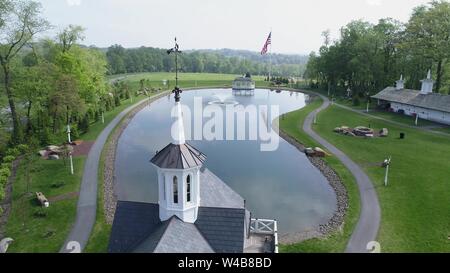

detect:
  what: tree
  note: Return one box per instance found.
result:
[0,0,50,144]
[57,25,85,53]
[404,0,450,93]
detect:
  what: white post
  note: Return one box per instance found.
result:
[384,157,391,187]
[67,125,71,144]
[415,114,419,126]
[102,112,105,124]
[367,101,370,113]
[69,154,74,175]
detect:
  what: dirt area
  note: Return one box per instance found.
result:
[71,141,94,157]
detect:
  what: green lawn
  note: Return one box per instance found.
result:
[278,97,361,253]
[5,156,85,253]
[312,105,450,252]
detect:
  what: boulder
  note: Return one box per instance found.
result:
[38,150,47,157]
[47,145,61,153]
[313,147,327,157]
[334,127,342,133]
[353,126,374,137]
[48,154,60,160]
[380,128,389,137]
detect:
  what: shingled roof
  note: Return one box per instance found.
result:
[372,87,450,113]
[150,142,207,169]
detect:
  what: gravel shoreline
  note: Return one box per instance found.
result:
[103,92,170,224]
[278,130,349,244]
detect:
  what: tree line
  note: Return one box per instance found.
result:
[106,45,306,77]
[304,0,450,99]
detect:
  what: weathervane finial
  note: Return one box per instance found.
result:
[168,37,183,103]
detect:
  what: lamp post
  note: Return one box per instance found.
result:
[67,125,74,175]
[383,156,391,187]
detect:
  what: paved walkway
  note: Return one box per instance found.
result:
[303,94,381,253]
[60,98,153,253]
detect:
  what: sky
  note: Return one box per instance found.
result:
[36,0,432,55]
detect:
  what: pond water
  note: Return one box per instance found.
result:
[115,89,336,233]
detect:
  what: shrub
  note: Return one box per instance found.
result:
[17,144,29,154]
[0,175,8,185]
[70,124,80,140]
[114,95,121,107]
[1,162,11,170]
[0,206,3,216]
[33,208,48,218]
[0,185,5,201]
[0,168,11,178]
[6,148,20,158]
[2,155,16,163]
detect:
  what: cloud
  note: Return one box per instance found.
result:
[67,0,82,6]
[366,0,382,6]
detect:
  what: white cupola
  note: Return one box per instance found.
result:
[150,88,207,223]
[395,75,404,90]
[420,70,434,95]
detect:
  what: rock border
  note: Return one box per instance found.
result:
[277,129,349,244]
[103,92,171,224]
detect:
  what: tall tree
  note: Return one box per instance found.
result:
[0,0,50,143]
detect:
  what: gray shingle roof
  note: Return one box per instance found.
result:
[108,201,161,253]
[150,143,207,169]
[134,216,214,253]
[200,169,245,209]
[195,207,246,253]
[372,87,450,113]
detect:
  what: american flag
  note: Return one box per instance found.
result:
[261,32,272,55]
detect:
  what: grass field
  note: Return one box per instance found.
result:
[108,72,271,90]
[278,97,361,253]
[5,156,85,253]
[312,105,450,252]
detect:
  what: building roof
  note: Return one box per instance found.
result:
[372,87,450,113]
[108,202,247,253]
[234,77,254,82]
[200,168,245,209]
[150,142,207,169]
[108,168,247,253]
[134,216,214,253]
[195,207,246,253]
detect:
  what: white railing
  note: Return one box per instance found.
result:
[250,218,279,253]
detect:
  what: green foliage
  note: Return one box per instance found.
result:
[2,156,16,164]
[17,144,29,154]
[79,114,90,134]
[0,168,11,178]
[0,175,7,186]
[1,163,11,170]
[0,206,3,216]
[0,185,5,201]
[6,148,20,158]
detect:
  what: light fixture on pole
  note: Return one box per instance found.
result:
[383,156,391,187]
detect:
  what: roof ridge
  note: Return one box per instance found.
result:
[153,216,177,252]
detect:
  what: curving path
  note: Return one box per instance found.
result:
[302,93,381,253]
[60,97,154,253]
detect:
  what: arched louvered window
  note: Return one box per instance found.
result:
[173,176,178,204]
[186,175,191,202]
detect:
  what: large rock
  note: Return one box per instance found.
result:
[48,154,59,160]
[353,126,374,137]
[380,128,389,137]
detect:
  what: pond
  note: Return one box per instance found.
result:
[115,88,336,234]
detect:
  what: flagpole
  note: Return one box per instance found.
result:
[269,30,272,81]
